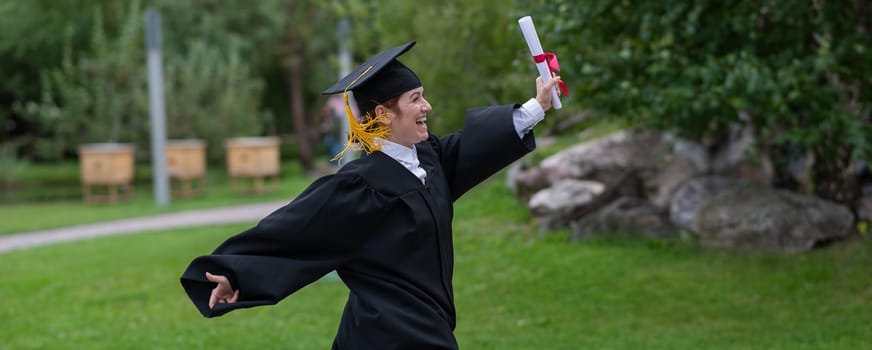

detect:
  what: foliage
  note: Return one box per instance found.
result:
[154,0,295,155]
[13,3,148,161]
[537,0,872,203]
[0,1,95,102]
[2,0,566,166]
[341,0,547,133]
[9,1,281,162]
[0,149,28,193]
[161,39,268,162]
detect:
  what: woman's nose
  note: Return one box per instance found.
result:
[422,98,432,112]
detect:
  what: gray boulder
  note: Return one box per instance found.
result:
[857,196,872,223]
[570,196,677,241]
[528,179,606,231]
[649,155,703,209]
[539,130,665,181]
[695,185,856,253]
[858,182,872,222]
[511,163,570,203]
[670,176,745,233]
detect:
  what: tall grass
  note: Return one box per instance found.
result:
[1,179,870,349]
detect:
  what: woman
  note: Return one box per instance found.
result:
[180,41,561,349]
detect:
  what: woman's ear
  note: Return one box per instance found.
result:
[374,105,393,125]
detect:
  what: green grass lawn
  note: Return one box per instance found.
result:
[1,179,871,349]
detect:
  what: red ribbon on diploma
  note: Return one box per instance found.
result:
[533,52,568,96]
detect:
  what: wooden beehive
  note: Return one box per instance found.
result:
[167,139,206,197]
[78,143,135,203]
[225,137,280,194]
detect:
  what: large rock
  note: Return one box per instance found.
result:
[669,176,745,233]
[709,121,774,185]
[649,155,703,209]
[635,135,710,209]
[570,196,677,241]
[510,163,569,203]
[528,179,606,231]
[539,130,665,181]
[857,196,872,222]
[529,130,717,209]
[858,182,872,222]
[695,185,856,253]
[669,137,710,173]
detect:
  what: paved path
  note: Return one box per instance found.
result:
[0,200,289,254]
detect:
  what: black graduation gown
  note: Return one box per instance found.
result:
[180,104,536,349]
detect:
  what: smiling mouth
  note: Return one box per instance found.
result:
[416,117,427,125]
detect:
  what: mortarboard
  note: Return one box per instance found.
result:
[322,41,422,159]
[323,41,421,114]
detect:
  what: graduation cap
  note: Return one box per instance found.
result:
[322,41,422,159]
[323,41,421,114]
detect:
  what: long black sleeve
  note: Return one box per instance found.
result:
[433,104,536,201]
[180,173,389,317]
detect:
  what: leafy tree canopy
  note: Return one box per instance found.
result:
[537,0,871,203]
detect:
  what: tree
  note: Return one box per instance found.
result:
[341,0,543,133]
[538,0,871,205]
[0,0,101,156]
[3,0,549,169]
[13,2,148,160]
[11,1,278,162]
[154,0,285,162]
[281,0,336,173]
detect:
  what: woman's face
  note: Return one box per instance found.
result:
[383,86,431,148]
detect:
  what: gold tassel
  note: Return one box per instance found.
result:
[331,66,392,163]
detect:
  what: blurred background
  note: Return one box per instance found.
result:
[0,0,549,203]
[1,0,870,208]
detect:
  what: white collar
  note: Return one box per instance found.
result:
[378,139,427,185]
[379,139,420,166]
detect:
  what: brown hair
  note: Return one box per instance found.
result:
[331,95,402,162]
[362,96,400,125]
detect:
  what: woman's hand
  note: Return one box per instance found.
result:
[206,272,239,308]
[535,76,562,112]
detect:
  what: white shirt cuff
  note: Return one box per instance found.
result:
[513,98,546,138]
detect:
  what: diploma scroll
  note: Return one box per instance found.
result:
[518,16,562,110]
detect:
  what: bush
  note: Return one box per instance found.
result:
[538,0,872,204]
